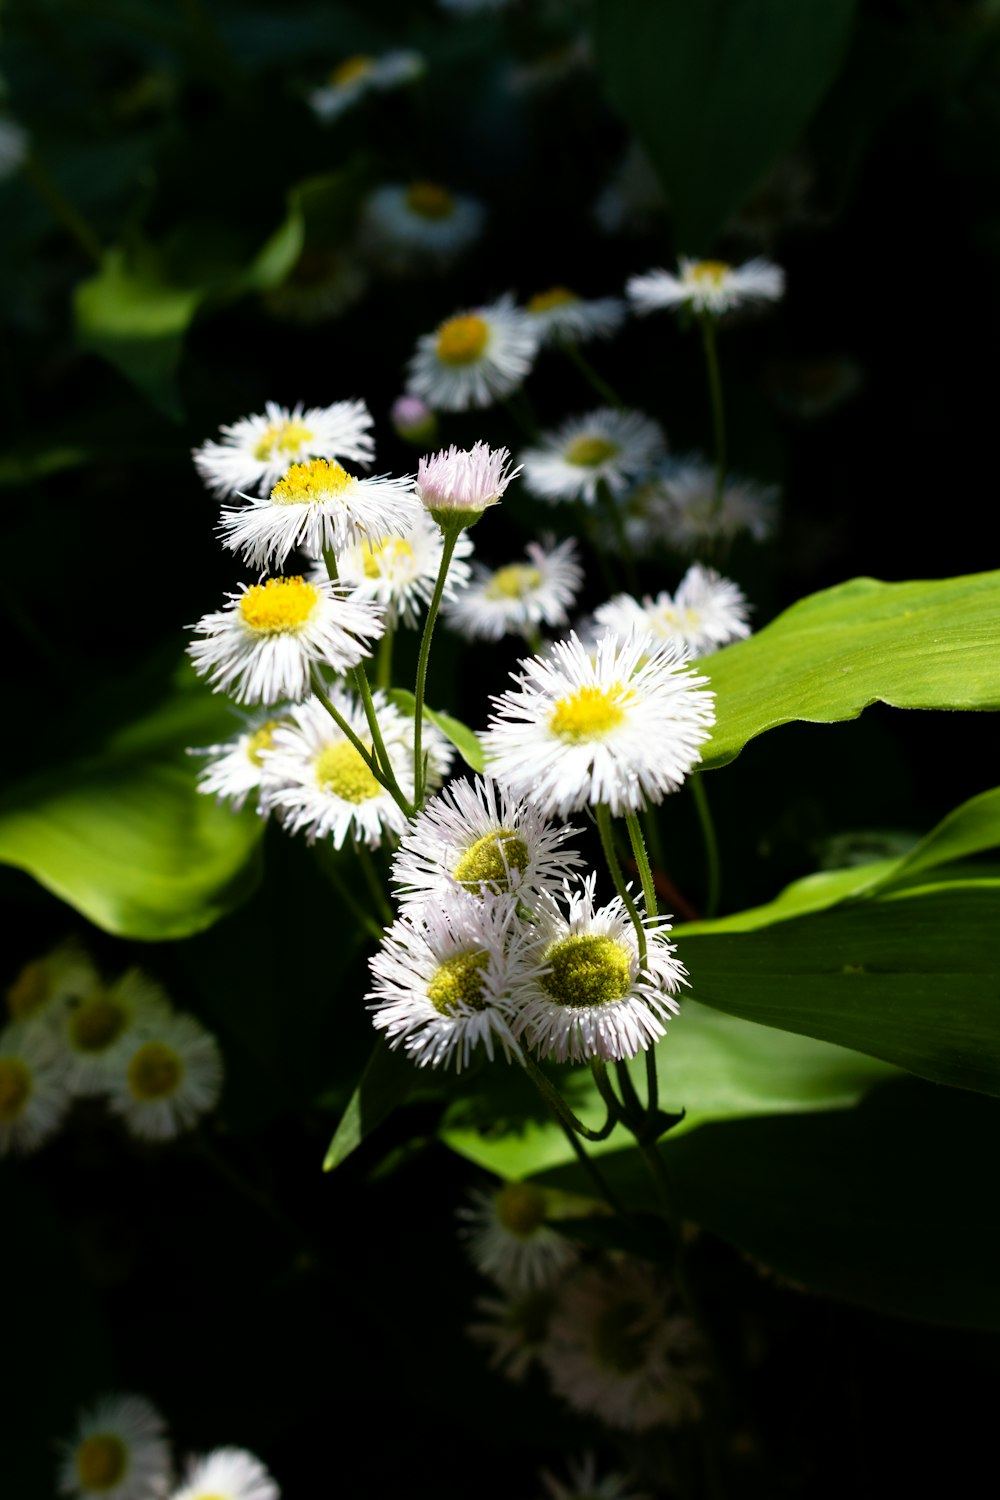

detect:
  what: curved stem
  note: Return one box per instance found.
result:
[700,314,727,520]
[560,338,625,409]
[625,810,658,922]
[522,1054,616,1143]
[589,1058,627,1125]
[315,845,384,943]
[354,840,393,929]
[309,670,411,819]
[413,526,458,807]
[595,803,646,966]
[689,772,721,918]
[376,625,394,690]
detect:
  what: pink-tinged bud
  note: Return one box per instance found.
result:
[391,395,438,445]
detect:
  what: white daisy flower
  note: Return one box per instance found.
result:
[6,941,100,1026]
[190,709,293,812]
[524,287,625,346]
[519,408,665,506]
[459,1181,578,1293]
[193,400,375,499]
[219,459,420,572]
[259,689,451,849]
[333,508,473,630]
[361,181,486,274]
[543,1256,708,1431]
[0,1024,69,1156]
[107,1013,224,1142]
[57,1393,171,1500]
[539,1454,647,1500]
[406,296,539,412]
[307,50,424,122]
[482,630,715,819]
[367,895,535,1071]
[655,457,779,551]
[58,969,173,1099]
[512,873,685,1063]
[415,441,520,531]
[467,1287,558,1381]
[187,576,384,707]
[443,535,582,642]
[170,1447,278,1500]
[594,564,752,658]
[627,256,785,318]
[391,774,582,912]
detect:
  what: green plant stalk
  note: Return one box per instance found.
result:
[690,772,721,917]
[596,477,639,594]
[376,625,394,690]
[309,670,411,818]
[354,841,394,929]
[700,313,727,519]
[413,526,459,807]
[560,338,625,409]
[595,803,646,965]
[521,1054,617,1143]
[315,846,385,943]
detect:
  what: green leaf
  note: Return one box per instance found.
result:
[700,572,1000,772]
[440,999,898,1180]
[678,879,1000,1095]
[593,0,858,250]
[0,678,264,939]
[387,688,485,772]
[323,1039,422,1170]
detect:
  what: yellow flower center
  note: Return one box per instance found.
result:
[70,993,126,1053]
[436,314,489,366]
[406,180,455,219]
[6,960,49,1021]
[495,1181,548,1237]
[0,1058,31,1121]
[76,1433,128,1490]
[549,681,629,741]
[484,564,542,601]
[238,577,320,635]
[246,721,281,766]
[542,933,633,1009]
[330,54,373,87]
[361,536,416,579]
[251,419,315,463]
[565,435,619,467]
[270,457,352,506]
[427,949,490,1016]
[687,259,731,287]
[452,828,530,894]
[314,741,382,803]
[526,286,579,314]
[127,1042,183,1101]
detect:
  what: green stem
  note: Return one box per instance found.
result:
[355,841,394,928]
[376,625,394,691]
[596,478,639,594]
[413,526,459,807]
[522,1054,617,1143]
[24,152,102,264]
[589,1058,627,1124]
[595,804,645,966]
[700,313,727,519]
[643,807,668,887]
[310,670,412,819]
[560,339,625,409]
[689,772,721,917]
[315,845,385,943]
[625,810,658,922]
[615,1059,646,1125]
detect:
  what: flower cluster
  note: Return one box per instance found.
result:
[56,1392,279,1500]
[1,944,222,1153]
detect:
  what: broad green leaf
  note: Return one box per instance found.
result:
[440,1000,899,1180]
[679,879,1000,1095]
[594,0,858,250]
[387,688,485,772]
[865,784,1000,895]
[538,1080,1000,1330]
[324,1038,422,1170]
[700,572,1000,772]
[0,681,264,939]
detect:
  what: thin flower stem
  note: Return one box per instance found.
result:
[525,627,542,656]
[689,772,721,917]
[589,1058,628,1124]
[413,526,458,808]
[320,545,413,815]
[24,152,103,264]
[354,840,394,929]
[700,314,727,519]
[642,807,668,886]
[521,1053,617,1143]
[615,1059,646,1125]
[309,669,412,819]
[595,804,646,966]
[376,625,394,690]
[596,478,639,594]
[560,339,625,409]
[315,845,385,943]
[625,810,658,922]
[577,499,618,595]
